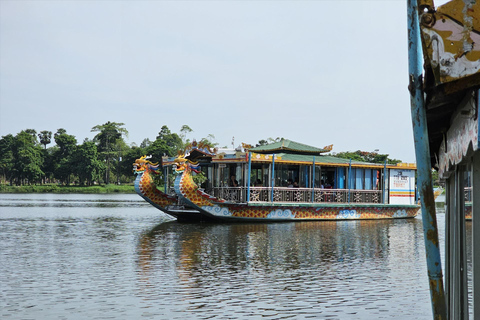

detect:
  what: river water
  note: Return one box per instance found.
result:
[0,194,472,319]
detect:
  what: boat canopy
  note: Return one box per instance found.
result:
[249,139,330,155]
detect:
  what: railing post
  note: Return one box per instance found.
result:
[312,156,315,202]
[407,0,446,318]
[247,152,252,202]
[383,161,387,204]
[348,159,352,203]
[271,154,275,203]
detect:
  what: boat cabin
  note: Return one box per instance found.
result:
[163,139,417,206]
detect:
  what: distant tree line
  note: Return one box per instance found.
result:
[0,123,403,186]
[0,122,216,186]
[332,150,401,165]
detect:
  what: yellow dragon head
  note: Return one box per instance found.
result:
[174,154,200,174]
[133,155,160,175]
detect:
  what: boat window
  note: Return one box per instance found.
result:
[337,167,346,189]
[199,165,213,190]
[321,167,336,188]
[216,164,241,187]
[365,169,373,189]
[356,169,365,190]
[349,168,356,189]
[274,164,299,187]
[313,166,322,188]
[250,164,267,186]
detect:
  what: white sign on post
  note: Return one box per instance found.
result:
[389,169,416,205]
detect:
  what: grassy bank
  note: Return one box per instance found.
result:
[0,184,136,194]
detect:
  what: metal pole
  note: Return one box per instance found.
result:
[472,94,480,319]
[305,165,308,188]
[247,152,252,202]
[348,159,351,203]
[473,150,480,320]
[383,160,387,204]
[407,0,446,318]
[271,154,275,203]
[312,156,315,203]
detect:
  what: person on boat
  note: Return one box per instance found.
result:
[293,181,299,188]
[320,180,325,189]
[255,179,262,186]
[230,175,238,187]
[287,179,294,188]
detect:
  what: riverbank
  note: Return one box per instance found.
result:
[0,184,136,194]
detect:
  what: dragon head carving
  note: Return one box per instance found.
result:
[174,154,200,174]
[133,155,161,175]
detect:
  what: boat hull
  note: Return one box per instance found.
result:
[197,202,420,222]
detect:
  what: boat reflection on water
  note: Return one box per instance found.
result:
[136,218,428,318]
[138,219,422,274]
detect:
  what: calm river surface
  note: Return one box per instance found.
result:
[0,194,472,319]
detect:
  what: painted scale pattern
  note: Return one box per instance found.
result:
[202,204,418,220]
[178,164,419,220]
[177,166,224,206]
[134,166,177,207]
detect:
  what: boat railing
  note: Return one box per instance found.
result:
[213,187,246,202]
[210,187,382,204]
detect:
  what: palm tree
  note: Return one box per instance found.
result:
[38,131,52,149]
[180,125,193,145]
[91,122,128,184]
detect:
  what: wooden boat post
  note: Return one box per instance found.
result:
[409,0,480,317]
[407,0,446,318]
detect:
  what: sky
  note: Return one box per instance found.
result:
[0,0,449,163]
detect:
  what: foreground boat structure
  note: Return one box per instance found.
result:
[408,0,479,318]
[164,139,420,222]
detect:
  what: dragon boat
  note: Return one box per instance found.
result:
[133,155,213,221]
[163,139,421,222]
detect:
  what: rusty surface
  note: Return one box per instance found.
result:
[429,278,447,320]
[419,0,480,91]
[418,0,435,11]
[421,13,435,28]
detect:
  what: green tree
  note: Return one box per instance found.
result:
[38,130,52,149]
[180,125,193,145]
[0,134,15,184]
[118,146,147,180]
[24,129,38,145]
[40,147,56,184]
[198,134,218,148]
[91,121,128,184]
[256,139,269,147]
[72,140,104,185]
[140,138,151,149]
[145,139,171,161]
[268,137,282,143]
[12,130,44,185]
[112,138,130,184]
[154,125,183,157]
[53,128,77,185]
[332,150,401,165]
